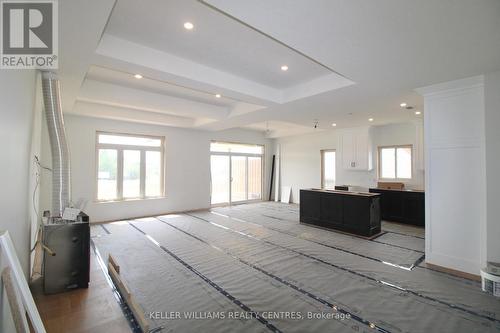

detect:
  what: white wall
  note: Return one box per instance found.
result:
[485,70,500,263]
[0,70,37,333]
[275,122,425,203]
[417,76,487,275]
[0,70,37,277]
[40,115,273,222]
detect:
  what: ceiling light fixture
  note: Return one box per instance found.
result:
[415,111,421,115]
[134,74,143,79]
[368,118,374,122]
[400,103,407,107]
[281,65,289,71]
[184,22,194,30]
[331,123,337,127]
[215,94,221,98]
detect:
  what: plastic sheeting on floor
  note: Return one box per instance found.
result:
[210,204,424,269]
[91,203,500,333]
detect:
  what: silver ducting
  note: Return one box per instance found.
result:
[41,71,71,218]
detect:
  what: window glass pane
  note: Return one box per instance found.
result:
[99,134,161,147]
[248,157,262,200]
[211,155,230,204]
[380,148,396,179]
[231,156,247,202]
[123,150,141,198]
[210,142,263,154]
[322,151,336,189]
[396,147,412,179]
[145,151,162,197]
[98,149,117,200]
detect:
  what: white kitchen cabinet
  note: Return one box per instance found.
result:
[339,127,373,171]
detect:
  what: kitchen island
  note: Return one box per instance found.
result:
[300,189,381,237]
[368,188,425,226]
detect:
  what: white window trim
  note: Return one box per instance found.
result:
[377,144,413,181]
[95,131,165,202]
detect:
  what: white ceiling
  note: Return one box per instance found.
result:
[105,0,335,89]
[59,0,500,137]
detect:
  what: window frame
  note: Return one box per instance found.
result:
[95,131,165,202]
[377,144,413,181]
[320,149,336,189]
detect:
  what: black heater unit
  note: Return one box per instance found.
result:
[42,213,90,294]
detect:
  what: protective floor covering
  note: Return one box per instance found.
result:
[91,203,500,333]
[211,203,425,269]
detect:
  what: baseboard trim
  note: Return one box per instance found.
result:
[422,262,481,281]
[91,207,211,224]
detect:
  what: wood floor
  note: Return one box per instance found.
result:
[30,250,132,333]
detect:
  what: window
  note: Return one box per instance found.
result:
[210,142,264,155]
[378,145,412,180]
[96,132,164,201]
[321,150,336,189]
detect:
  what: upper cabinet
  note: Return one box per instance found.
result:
[339,127,373,171]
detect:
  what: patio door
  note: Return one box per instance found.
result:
[210,155,230,205]
[210,142,263,205]
[231,156,247,202]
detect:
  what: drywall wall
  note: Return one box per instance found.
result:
[0,70,37,278]
[274,122,424,203]
[417,75,487,275]
[40,114,273,222]
[485,70,500,263]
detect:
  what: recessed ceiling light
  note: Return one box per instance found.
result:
[331,123,337,127]
[368,118,374,122]
[400,103,407,107]
[134,74,143,79]
[184,22,194,30]
[415,111,421,115]
[215,94,221,98]
[281,65,289,71]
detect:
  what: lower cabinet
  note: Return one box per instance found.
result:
[300,189,381,237]
[368,188,425,226]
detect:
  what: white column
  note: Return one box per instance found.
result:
[484,70,500,264]
[416,76,487,275]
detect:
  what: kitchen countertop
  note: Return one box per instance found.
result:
[304,188,380,197]
[369,188,425,193]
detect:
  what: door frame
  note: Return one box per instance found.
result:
[210,149,264,206]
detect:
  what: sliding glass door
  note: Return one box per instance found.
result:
[210,142,263,205]
[210,155,230,205]
[231,156,247,202]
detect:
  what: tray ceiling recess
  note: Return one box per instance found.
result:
[97,0,352,102]
[74,0,353,131]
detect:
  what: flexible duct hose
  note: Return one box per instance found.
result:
[41,71,71,218]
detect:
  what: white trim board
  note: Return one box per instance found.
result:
[0,231,46,332]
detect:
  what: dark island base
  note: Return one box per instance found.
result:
[300,189,381,237]
[368,188,425,227]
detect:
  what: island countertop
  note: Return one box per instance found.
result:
[304,188,381,197]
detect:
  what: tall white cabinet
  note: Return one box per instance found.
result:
[339,127,373,171]
[416,76,486,275]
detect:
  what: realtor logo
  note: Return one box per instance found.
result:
[1,0,58,69]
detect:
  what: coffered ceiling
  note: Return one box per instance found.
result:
[59,0,500,137]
